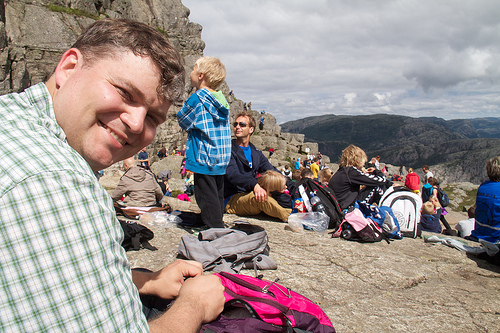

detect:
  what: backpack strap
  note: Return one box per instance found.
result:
[141,240,158,251]
[131,233,142,251]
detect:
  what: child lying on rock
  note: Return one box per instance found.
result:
[258,170,294,209]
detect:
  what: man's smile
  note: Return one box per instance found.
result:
[99,121,126,145]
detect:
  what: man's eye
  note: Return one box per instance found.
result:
[117,87,132,101]
[147,114,160,126]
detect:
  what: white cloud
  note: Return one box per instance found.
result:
[343,93,357,106]
[182,0,500,123]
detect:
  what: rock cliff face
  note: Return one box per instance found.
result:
[0,0,320,168]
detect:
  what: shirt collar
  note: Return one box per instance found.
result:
[25,83,67,143]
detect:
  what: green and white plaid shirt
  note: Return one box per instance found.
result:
[0,83,148,332]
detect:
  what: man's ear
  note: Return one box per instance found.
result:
[53,48,83,89]
[249,126,254,135]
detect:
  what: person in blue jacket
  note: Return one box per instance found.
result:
[224,111,294,222]
[469,156,500,243]
[177,57,231,228]
[420,196,443,233]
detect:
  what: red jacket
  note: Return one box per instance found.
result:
[404,172,420,191]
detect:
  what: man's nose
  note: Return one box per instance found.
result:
[121,106,147,134]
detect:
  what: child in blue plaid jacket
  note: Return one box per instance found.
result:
[177,57,231,228]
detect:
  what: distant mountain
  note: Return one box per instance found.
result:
[280,114,500,184]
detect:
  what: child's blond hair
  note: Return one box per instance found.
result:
[195,56,226,89]
[258,170,286,193]
[422,201,435,215]
[318,168,333,183]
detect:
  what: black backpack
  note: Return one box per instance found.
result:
[295,179,344,229]
[119,220,158,251]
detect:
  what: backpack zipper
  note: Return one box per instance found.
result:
[219,272,276,297]
[223,288,290,314]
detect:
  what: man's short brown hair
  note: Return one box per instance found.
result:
[72,18,185,103]
[427,177,438,186]
[235,111,256,130]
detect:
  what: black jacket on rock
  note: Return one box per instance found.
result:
[329,166,391,210]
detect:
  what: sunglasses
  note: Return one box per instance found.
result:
[233,122,248,128]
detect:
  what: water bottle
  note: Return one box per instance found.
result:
[310,192,326,214]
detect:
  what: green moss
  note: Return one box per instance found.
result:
[171,190,183,198]
[45,4,100,20]
[157,28,168,36]
[460,188,478,209]
[442,184,478,211]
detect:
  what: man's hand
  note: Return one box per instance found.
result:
[253,183,268,202]
[176,274,225,323]
[133,259,203,299]
[148,274,225,332]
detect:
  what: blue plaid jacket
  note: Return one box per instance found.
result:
[177,88,231,175]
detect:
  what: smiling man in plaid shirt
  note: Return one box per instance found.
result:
[0,19,224,332]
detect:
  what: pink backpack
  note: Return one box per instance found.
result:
[201,272,335,332]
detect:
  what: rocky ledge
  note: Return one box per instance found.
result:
[126,203,500,332]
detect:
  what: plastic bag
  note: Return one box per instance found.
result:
[288,216,304,233]
[287,212,329,234]
[140,211,181,227]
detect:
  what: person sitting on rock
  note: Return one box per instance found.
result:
[112,157,164,207]
[456,205,476,238]
[318,168,333,185]
[282,164,292,179]
[329,145,391,210]
[292,169,302,182]
[468,156,500,243]
[420,195,443,233]
[300,168,315,180]
[421,177,454,235]
[159,176,172,197]
[404,167,420,194]
[184,170,195,196]
[0,19,224,332]
[258,170,293,210]
[157,147,167,159]
[224,111,293,222]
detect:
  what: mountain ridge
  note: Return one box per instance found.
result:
[281,114,500,184]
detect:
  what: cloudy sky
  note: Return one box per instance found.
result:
[182,0,500,124]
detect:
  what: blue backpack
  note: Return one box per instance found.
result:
[355,202,403,240]
[437,187,449,207]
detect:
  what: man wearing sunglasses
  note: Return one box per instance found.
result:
[224,111,293,222]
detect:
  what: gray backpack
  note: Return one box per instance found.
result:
[177,221,276,273]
